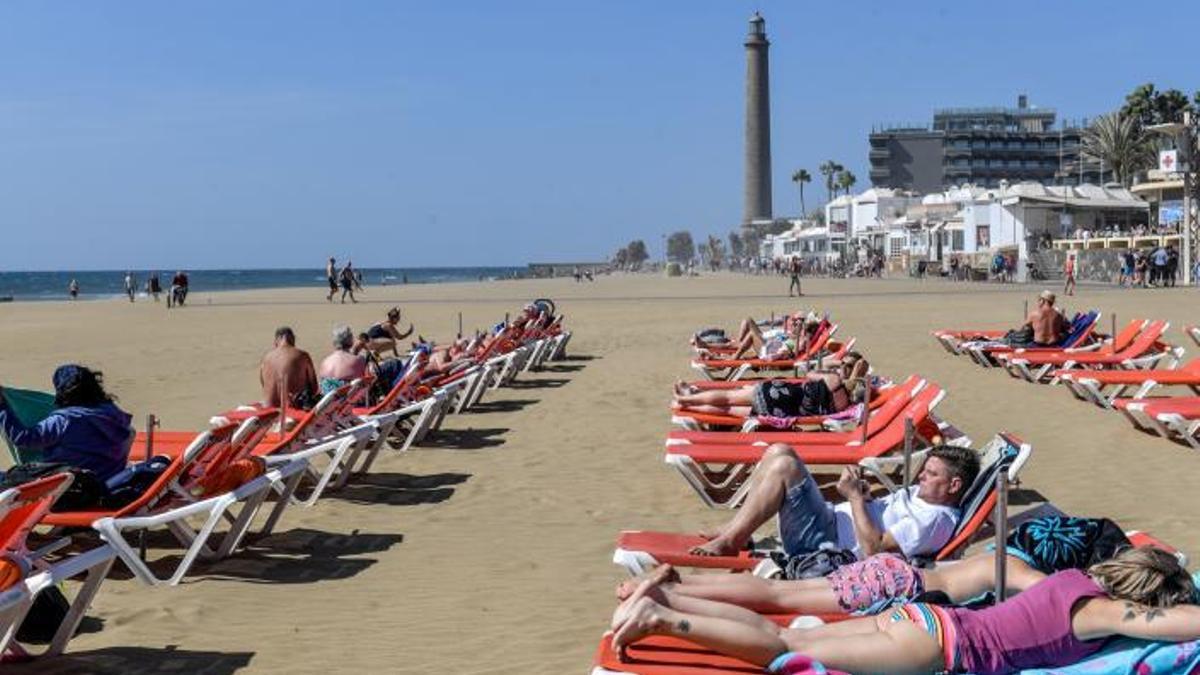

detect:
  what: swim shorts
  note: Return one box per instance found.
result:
[828,553,925,612]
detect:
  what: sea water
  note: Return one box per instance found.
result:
[0,267,527,301]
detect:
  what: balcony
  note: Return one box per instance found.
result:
[869,166,891,180]
[869,148,890,160]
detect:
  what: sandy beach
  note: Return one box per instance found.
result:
[1,273,1198,674]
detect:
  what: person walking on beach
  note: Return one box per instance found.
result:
[148,272,162,302]
[787,256,802,297]
[68,278,79,300]
[339,261,357,304]
[123,271,136,302]
[1166,244,1178,287]
[1063,253,1076,296]
[168,270,189,308]
[325,257,337,302]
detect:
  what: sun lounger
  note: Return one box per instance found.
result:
[0,474,117,660]
[664,385,965,508]
[39,415,302,585]
[998,320,1177,383]
[1056,358,1200,408]
[961,311,1100,368]
[666,377,926,446]
[1114,396,1200,450]
[616,432,1028,576]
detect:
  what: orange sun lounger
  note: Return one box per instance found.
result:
[1056,357,1200,408]
[618,433,1029,575]
[997,320,1178,383]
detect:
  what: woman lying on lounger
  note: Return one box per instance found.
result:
[616,515,1136,618]
[695,318,823,362]
[673,353,870,419]
[693,313,806,352]
[611,546,1200,674]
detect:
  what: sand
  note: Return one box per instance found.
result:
[1,273,1197,674]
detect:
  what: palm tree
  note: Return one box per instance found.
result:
[791,169,812,217]
[836,170,857,197]
[818,161,843,203]
[1081,111,1155,187]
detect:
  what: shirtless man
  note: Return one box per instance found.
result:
[1027,290,1070,346]
[325,257,337,302]
[260,326,319,408]
[317,325,367,394]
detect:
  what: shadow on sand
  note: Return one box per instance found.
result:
[6,646,255,675]
[420,427,508,450]
[504,378,571,389]
[468,398,539,413]
[325,471,470,506]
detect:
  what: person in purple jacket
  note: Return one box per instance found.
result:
[612,546,1200,674]
[0,365,133,482]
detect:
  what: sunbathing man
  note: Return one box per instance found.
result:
[1025,289,1071,346]
[364,308,415,357]
[260,326,319,409]
[610,547,1199,674]
[617,515,1134,617]
[688,443,977,558]
[317,325,368,394]
[673,353,870,419]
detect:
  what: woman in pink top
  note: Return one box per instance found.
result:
[611,547,1199,674]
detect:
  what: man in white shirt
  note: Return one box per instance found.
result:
[690,444,978,559]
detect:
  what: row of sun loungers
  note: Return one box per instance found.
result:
[936,315,1200,449]
[589,314,1051,674]
[0,306,572,661]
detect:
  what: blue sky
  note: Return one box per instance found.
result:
[1,1,1196,269]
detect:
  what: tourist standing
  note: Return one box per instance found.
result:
[1166,245,1178,288]
[168,270,189,308]
[787,256,802,297]
[148,272,162,302]
[123,271,136,302]
[1063,253,1076,296]
[1119,250,1134,287]
[325,257,337,302]
[339,261,357,304]
[1151,246,1168,287]
[68,278,79,300]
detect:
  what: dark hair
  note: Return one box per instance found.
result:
[54,366,113,408]
[928,445,981,498]
[275,326,296,345]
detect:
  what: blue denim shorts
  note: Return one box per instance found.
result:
[777,474,838,556]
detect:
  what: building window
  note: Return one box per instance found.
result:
[952,230,964,251]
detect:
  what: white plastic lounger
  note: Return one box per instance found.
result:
[0,545,116,659]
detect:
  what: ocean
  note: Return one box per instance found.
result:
[0,267,527,302]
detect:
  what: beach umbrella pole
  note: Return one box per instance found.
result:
[139,414,158,561]
[993,468,1010,602]
[458,312,463,339]
[858,383,872,446]
[902,417,913,491]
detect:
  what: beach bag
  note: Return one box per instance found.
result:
[101,455,173,508]
[0,388,57,464]
[0,463,106,512]
[16,584,70,644]
[1002,324,1034,347]
[773,545,857,580]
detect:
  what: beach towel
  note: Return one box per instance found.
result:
[0,387,56,463]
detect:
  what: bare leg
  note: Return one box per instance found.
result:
[673,387,755,410]
[612,597,789,666]
[689,444,807,556]
[644,574,842,615]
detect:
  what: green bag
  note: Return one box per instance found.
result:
[0,388,56,464]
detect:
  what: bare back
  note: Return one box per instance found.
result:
[1028,306,1064,345]
[261,346,318,406]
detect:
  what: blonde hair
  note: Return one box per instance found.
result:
[1088,547,1195,609]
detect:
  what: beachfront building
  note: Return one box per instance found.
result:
[869,95,1102,192]
[835,181,1150,280]
[759,218,846,270]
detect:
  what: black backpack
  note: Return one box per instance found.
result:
[0,463,106,511]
